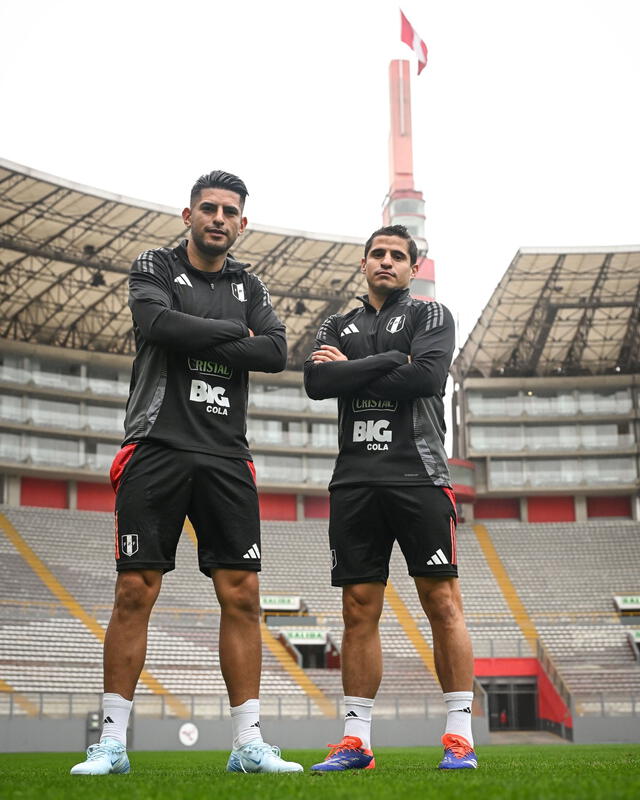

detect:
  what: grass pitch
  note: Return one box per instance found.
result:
[1,745,639,800]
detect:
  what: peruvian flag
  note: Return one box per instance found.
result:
[400,10,428,75]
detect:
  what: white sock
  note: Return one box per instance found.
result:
[443,691,474,746]
[100,693,132,746]
[343,695,374,749]
[230,698,263,749]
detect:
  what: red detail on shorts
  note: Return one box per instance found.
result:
[442,487,458,522]
[110,443,138,493]
[442,487,457,565]
[450,516,457,565]
[246,460,257,484]
[114,511,120,559]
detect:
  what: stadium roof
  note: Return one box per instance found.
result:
[452,246,640,380]
[0,159,366,367]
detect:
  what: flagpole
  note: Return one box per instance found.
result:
[399,63,405,137]
[383,10,435,299]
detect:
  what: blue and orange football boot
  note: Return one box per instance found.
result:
[438,733,478,769]
[310,735,375,772]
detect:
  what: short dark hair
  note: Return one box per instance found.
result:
[364,224,418,265]
[190,170,249,208]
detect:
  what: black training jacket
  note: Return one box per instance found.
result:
[304,288,454,489]
[122,240,286,459]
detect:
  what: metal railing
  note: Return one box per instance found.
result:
[536,638,573,710]
[3,687,637,721]
[0,691,449,721]
[572,694,640,718]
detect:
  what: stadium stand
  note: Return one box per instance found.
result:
[2,506,638,720]
[0,508,310,709]
[259,520,443,700]
[0,511,446,709]
[389,524,529,658]
[483,519,640,695]
[450,245,640,527]
[1,164,638,747]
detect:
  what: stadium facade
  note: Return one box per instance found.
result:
[2,161,639,749]
[451,246,640,523]
[0,158,475,516]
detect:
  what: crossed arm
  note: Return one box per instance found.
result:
[130,267,286,373]
[304,344,408,399]
[208,322,286,372]
[303,307,455,401]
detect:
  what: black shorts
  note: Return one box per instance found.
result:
[328,484,458,586]
[111,442,260,576]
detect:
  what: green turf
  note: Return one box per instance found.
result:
[1,745,639,800]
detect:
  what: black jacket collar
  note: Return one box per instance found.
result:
[357,287,411,312]
[174,239,250,275]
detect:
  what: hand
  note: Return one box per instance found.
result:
[311,345,347,363]
[248,328,255,337]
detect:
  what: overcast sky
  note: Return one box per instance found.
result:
[1,0,638,346]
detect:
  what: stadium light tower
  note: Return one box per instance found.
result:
[382,59,435,300]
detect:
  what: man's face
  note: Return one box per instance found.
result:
[182,188,247,257]
[360,235,417,294]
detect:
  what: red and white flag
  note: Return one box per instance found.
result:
[400,10,428,75]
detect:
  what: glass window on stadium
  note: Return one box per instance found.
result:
[578,388,632,415]
[0,393,24,423]
[490,456,637,488]
[580,422,633,449]
[86,404,125,433]
[0,354,29,384]
[526,459,581,486]
[489,460,525,488]
[252,454,301,483]
[32,358,84,392]
[250,384,307,411]
[308,397,337,415]
[469,425,524,451]
[467,390,524,417]
[0,432,21,461]
[28,435,82,467]
[583,456,637,485]
[311,422,338,448]
[305,457,334,485]
[247,419,284,445]
[286,421,308,447]
[30,397,81,429]
[88,442,119,470]
[472,422,634,453]
[524,390,576,416]
[526,425,578,451]
[86,365,129,397]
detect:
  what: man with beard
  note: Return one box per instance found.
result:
[304,225,477,772]
[71,171,302,775]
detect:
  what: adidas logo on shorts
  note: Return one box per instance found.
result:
[427,549,449,565]
[243,543,260,559]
